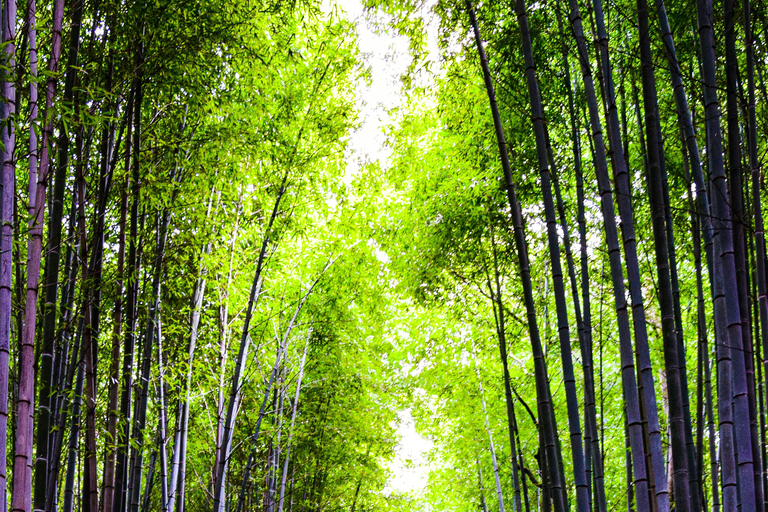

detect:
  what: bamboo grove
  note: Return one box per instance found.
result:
[0,0,413,510]
[368,0,768,507]
[1,0,768,508]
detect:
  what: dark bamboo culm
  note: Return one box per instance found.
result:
[637,0,693,508]
[564,0,654,509]
[466,3,566,509]
[696,0,758,509]
[513,0,590,510]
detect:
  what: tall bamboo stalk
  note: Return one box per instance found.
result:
[13,0,39,508]
[174,191,214,512]
[696,0,758,509]
[235,259,335,512]
[514,0,590,509]
[466,4,565,508]
[213,175,287,512]
[486,234,522,512]
[551,5,604,505]
[30,0,64,506]
[723,1,764,507]
[129,177,177,512]
[113,75,139,512]
[103,97,132,512]
[475,360,506,512]
[590,2,670,509]
[637,0,692,508]
[564,0,653,509]
[0,0,17,506]
[277,332,310,512]
[744,0,768,506]
[61,359,85,512]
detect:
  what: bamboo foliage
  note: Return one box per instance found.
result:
[0,0,765,510]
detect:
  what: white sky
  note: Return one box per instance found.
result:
[334,0,441,178]
[385,409,434,495]
[330,0,438,496]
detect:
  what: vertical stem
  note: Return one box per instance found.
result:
[0,0,17,507]
[565,0,653,509]
[466,4,565,508]
[696,0,758,508]
[475,357,506,512]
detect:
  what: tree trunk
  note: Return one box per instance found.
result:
[129,179,176,512]
[466,4,565,508]
[477,452,490,512]
[213,175,288,512]
[278,332,310,512]
[62,357,85,512]
[637,0,692,508]
[485,236,522,512]
[103,97,132,512]
[235,261,334,512]
[113,77,139,512]
[564,1,653,510]
[174,191,214,512]
[475,361,506,512]
[696,0,758,509]
[744,0,768,506]
[513,0,590,510]
[0,0,17,507]
[30,0,64,507]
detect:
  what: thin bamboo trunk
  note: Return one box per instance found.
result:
[466,5,565,509]
[475,361,506,512]
[266,381,285,512]
[691,173,707,511]
[550,4,605,498]
[48,303,76,498]
[103,111,131,512]
[158,318,170,512]
[704,348,720,512]
[75,123,99,512]
[485,237,522,512]
[625,406,634,512]
[129,193,174,512]
[512,397,532,512]
[590,1,669,508]
[573,97,602,512]
[477,453,490,512]
[637,0,693,509]
[30,0,64,508]
[696,0,758,509]
[744,0,768,506]
[565,1,653,510]
[113,78,139,512]
[141,451,158,512]
[174,191,214,512]
[129,66,169,512]
[62,359,85,512]
[724,0,764,507]
[0,0,17,507]
[278,332,310,512]
[96,11,121,512]
[235,261,335,511]
[13,0,38,509]
[166,410,180,512]
[44,193,80,512]
[630,78,660,512]
[214,194,239,494]
[514,0,590,509]
[37,1,83,505]
[540,427,551,512]
[654,0,714,306]
[213,175,287,512]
